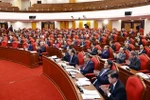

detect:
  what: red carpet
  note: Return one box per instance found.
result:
[0,60,64,100]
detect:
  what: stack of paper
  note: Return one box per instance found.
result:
[65,69,80,73]
[30,51,37,53]
[121,66,129,69]
[51,55,57,59]
[76,77,89,81]
[136,72,150,79]
[65,65,74,69]
[75,79,91,86]
[81,89,101,99]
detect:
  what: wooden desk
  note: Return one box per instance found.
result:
[48,47,63,58]
[0,47,39,68]
[116,63,150,100]
[42,56,104,100]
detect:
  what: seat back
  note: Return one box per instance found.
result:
[130,38,135,44]
[142,39,148,46]
[77,51,84,65]
[12,41,18,48]
[85,40,91,49]
[95,45,101,50]
[108,47,114,59]
[22,42,28,49]
[91,56,100,70]
[32,42,37,51]
[126,76,145,100]
[138,54,150,70]
[114,42,121,52]
[144,46,150,57]
[1,40,8,47]
[129,44,135,50]
[112,34,118,42]
[125,50,130,60]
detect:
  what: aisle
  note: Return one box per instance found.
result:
[0,60,64,100]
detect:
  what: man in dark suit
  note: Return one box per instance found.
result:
[37,42,46,56]
[78,53,94,75]
[80,38,86,47]
[93,60,113,93]
[138,44,146,55]
[126,51,141,70]
[114,47,126,64]
[109,41,116,51]
[99,45,110,59]
[28,41,33,51]
[66,49,78,66]
[100,71,127,100]
[87,42,98,55]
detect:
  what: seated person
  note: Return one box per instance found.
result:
[126,51,140,71]
[62,46,72,61]
[100,71,127,100]
[98,45,110,59]
[114,47,126,64]
[80,38,86,47]
[93,60,113,93]
[124,37,130,44]
[138,44,146,55]
[28,41,33,51]
[109,40,116,51]
[76,53,94,75]
[37,42,46,56]
[87,42,98,55]
[66,49,78,67]
[124,43,131,51]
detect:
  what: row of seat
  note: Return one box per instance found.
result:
[28,0,150,12]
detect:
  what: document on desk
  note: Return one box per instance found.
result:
[121,65,129,69]
[75,80,91,86]
[136,72,150,80]
[65,69,80,73]
[51,55,57,59]
[76,77,89,81]
[30,51,37,53]
[81,89,101,99]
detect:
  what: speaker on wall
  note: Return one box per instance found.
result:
[37,1,42,4]
[125,11,132,16]
[29,16,36,19]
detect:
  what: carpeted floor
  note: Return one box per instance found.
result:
[0,60,64,100]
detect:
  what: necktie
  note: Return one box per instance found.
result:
[69,56,72,63]
[110,84,114,93]
[100,69,106,76]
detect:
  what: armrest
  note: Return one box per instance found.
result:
[85,73,95,79]
[139,69,150,73]
[42,52,48,55]
[108,58,114,60]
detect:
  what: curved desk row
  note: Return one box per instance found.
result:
[42,56,104,100]
[99,58,150,100]
[0,47,39,68]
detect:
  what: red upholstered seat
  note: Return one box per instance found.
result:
[1,40,8,47]
[76,39,80,46]
[125,50,130,60]
[12,41,18,48]
[112,34,118,42]
[22,42,28,49]
[101,36,107,44]
[32,42,37,51]
[85,56,100,79]
[138,54,150,73]
[77,51,84,65]
[129,44,135,50]
[95,45,101,50]
[142,39,148,46]
[108,47,114,60]
[144,46,150,57]
[126,76,145,100]
[130,38,135,44]
[114,42,121,52]
[85,40,91,49]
